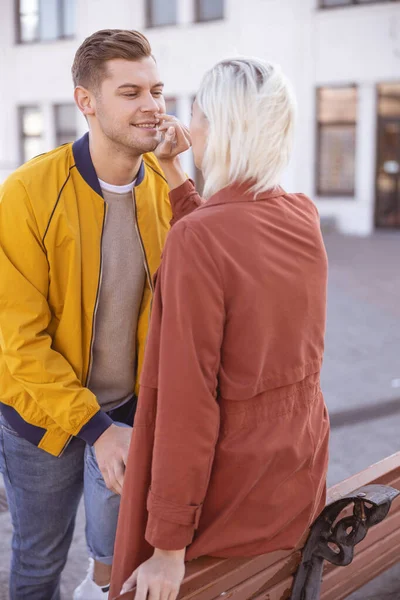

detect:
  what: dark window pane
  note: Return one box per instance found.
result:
[39,0,59,41]
[20,0,39,13]
[19,0,40,42]
[320,0,352,6]
[376,174,400,227]
[20,106,44,163]
[196,0,224,21]
[378,83,400,118]
[54,104,78,146]
[318,87,357,123]
[21,107,43,136]
[165,97,177,117]
[320,0,392,6]
[56,133,76,146]
[18,0,75,41]
[62,0,76,37]
[148,0,177,26]
[20,13,39,41]
[55,104,77,146]
[55,104,77,131]
[376,108,400,227]
[378,121,400,166]
[318,125,356,194]
[23,137,44,162]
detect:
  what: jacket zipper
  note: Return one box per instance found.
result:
[59,201,108,457]
[86,201,108,386]
[132,189,153,293]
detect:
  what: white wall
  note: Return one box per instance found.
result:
[312,1,400,234]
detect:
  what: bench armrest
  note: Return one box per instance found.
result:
[290,483,400,600]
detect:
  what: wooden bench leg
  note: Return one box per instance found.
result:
[290,484,400,600]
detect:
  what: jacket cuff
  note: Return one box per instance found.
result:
[145,489,201,550]
[169,179,201,206]
[169,177,194,199]
[76,410,113,445]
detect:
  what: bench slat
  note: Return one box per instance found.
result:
[321,524,400,599]
[327,453,400,503]
[115,453,400,600]
[179,552,297,600]
[250,576,294,600]
[206,509,400,600]
[198,553,299,600]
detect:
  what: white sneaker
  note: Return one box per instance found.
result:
[73,559,110,600]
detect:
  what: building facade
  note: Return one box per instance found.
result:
[0,0,399,235]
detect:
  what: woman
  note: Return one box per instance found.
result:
[110,57,329,600]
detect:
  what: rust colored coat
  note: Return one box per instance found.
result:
[110,180,329,597]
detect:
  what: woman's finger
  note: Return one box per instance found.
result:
[147,580,162,600]
[133,576,149,600]
[167,587,180,600]
[120,568,138,594]
[168,124,191,150]
[157,113,177,122]
[158,120,191,144]
[158,114,191,142]
[160,127,177,151]
[158,121,190,137]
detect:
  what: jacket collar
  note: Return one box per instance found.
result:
[198,182,286,210]
[72,132,145,197]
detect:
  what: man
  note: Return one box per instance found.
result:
[0,29,195,600]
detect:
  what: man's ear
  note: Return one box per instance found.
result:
[74,86,96,117]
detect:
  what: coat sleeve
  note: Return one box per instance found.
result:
[168,179,204,227]
[0,178,112,441]
[142,220,224,550]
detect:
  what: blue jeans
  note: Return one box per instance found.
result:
[0,414,129,600]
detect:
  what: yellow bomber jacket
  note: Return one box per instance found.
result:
[0,133,196,456]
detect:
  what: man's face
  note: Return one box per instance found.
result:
[92,57,166,154]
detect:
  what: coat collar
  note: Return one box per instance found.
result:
[198,182,286,210]
[72,132,145,197]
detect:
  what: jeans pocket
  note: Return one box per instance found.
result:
[0,415,21,438]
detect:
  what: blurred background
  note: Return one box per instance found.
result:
[0,0,400,598]
[1,0,400,234]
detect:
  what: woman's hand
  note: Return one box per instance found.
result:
[121,547,186,600]
[154,114,191,162]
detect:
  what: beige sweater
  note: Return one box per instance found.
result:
[88,184,145,412]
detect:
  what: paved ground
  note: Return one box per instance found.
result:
[0,231,399,599]
[323,232,400,486]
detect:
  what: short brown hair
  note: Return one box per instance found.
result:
[72,29,152,90]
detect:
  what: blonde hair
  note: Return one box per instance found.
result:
[196,57,296,199]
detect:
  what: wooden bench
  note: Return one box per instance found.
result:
[117,452,400,600]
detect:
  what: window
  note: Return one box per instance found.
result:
[55,104,77,146]
[16,0,76,43]
[320,0,398,8]
[19,106,44,163]
[316,87,357,196]
[195,0,224,22]
[375,83,400,228]
[146,0,177,27]
[378,83,400,118]
[164,97,178,117]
